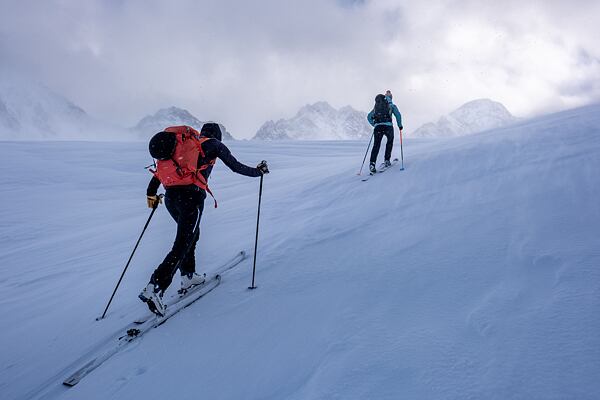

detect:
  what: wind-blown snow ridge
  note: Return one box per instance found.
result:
[1,103,599,400]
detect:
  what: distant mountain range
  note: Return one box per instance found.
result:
[411,99,517,138]
[0,79,116,139]
[253,101,372,140]
[0,78,518,142]
[131,107,234,140]
[0,79,235,140]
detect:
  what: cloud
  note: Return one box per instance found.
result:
[1,0,599,137]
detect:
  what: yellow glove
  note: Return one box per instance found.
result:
[147,195,162,209]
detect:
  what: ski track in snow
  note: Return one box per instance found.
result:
[1,104,600,399]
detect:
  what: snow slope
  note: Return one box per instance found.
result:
[412,98,517,138]
[1,104,599,400]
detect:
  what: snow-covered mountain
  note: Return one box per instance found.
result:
[412,98,517,137]
[0,80,236,141]
[253,101,372,140]
[0,79,114,139]
[132,106,235,140]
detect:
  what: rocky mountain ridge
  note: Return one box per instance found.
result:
[131,106,234,140]
[253,101,372,140]
[412,99,517,138]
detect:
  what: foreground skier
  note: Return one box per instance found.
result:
[367,90,403,173]
[140,123,269,316]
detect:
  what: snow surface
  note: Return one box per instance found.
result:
[1,104,599,400]
[253,101,372,140]
[412,99,517,138]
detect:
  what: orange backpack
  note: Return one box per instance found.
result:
[150,125,218,207]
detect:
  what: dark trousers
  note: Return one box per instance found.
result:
[150,187,206,291]
[370,125,394,164]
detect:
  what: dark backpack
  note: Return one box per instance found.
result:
[373,94,392,124]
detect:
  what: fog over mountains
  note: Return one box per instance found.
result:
[0,80,235,140]
[411,99,517,138]
[252,99,516,141]
[1,79,519,142]
[0,79,117,140]
[253,101,372,140]
[131,107,234,140]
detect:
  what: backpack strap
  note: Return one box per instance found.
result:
[194,136,218,208]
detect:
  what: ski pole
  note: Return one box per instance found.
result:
[249,173,264,289]
[97,195,162,320]
[358,131,374,175]
[399,129,405,170]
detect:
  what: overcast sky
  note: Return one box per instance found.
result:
[1,0,599,138]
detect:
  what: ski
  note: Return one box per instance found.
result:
[62,251,246,387]
[361,158,399,181]
[133,251,246,324]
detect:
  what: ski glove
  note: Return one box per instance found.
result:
[257,160,269,175]
[147,195,162,209]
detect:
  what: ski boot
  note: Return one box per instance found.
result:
[179,272,206,295]
[139,283,166,317]
[384,159,392,168]
[369,162,376,174]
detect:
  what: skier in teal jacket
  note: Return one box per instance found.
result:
[367,90,403,173]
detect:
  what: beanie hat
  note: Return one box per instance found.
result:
[200,122,222,141]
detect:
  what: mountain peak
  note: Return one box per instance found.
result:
[298,101,336,116]
[452,98,511,116]
[412,99,517,138]
[458,98,498,108]
[0,78,107,139]
[254,101,371,140]
[133,106,235,140]
[155,106,194,118]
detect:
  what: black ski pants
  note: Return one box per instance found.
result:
[370,124,394,164]
[150,187,206,292]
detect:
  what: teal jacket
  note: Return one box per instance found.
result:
[367,96,403,129]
